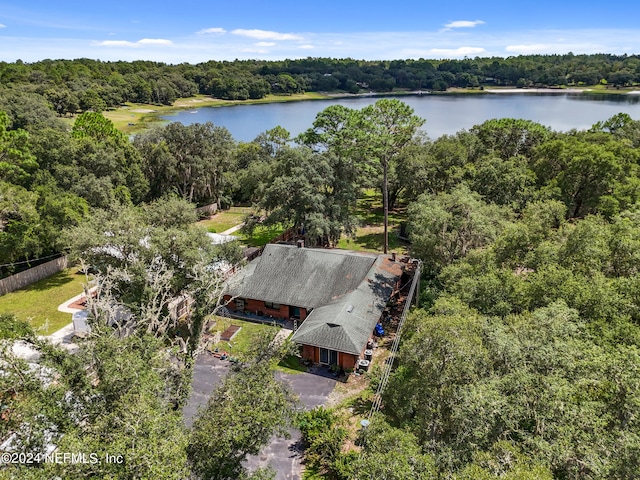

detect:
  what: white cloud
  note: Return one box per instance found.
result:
[429,47,486,56]
[298,44,314,49]
[0,24,6,28]
[97,40,138,47]
[197,27,226,35]
[505,44,552,54]
[231,29,302,41]
[240,48,269,54]
[5,27,640,64]
[138,38,172,45]
[96,38,172,48]
[444,20,485,29]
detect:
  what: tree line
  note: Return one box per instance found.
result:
[1,53,640,115]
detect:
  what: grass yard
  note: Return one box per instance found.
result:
[197,206,253,233]
[0,268,87,335]
[207,316,306,373]
[277,354,308,375]
[337,226,407,254]
[236,223,287,247]
[337,189,409,254]
[208,316,279,358]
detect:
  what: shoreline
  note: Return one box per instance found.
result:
[105,86,639,135]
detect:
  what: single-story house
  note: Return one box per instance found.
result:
[223,243,405,370]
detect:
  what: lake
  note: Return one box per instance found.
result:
[162,92,640,142]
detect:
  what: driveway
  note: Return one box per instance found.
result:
[245,366,338,479]
[183,352,234,428]
[183,351,338,479]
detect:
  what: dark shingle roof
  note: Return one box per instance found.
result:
[226,244,377,309]
[291,255,403,355]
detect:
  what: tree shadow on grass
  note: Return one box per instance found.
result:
[348,391,374,416]
[352,230,408,253]
[26,271,78,292]
[357,206,408,229]
[242,224,285,247]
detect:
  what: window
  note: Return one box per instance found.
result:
[319,348,338,365]
[320,348,328,364]
[235,298,245,311]
[264,301,280,310]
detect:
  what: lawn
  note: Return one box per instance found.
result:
[208,316,279,358]
[207,316,306,373]
[236,223,287,247]
[277,354,308,375]
[0,268,87,335]
[336,189,409,254]
[337,226,407,254]
[196,206,252,233]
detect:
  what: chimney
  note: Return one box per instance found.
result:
[297,239,304,249]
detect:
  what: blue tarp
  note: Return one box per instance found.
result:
[375,323,384,336]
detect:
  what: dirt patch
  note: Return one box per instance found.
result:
[325,373,370,408]
[220,325,241,341]
[130,108,156,113]
[67,290,97,310]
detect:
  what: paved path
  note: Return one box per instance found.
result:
[220,223,245,235]
[43,287,99,351]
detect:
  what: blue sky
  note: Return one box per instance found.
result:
[1,1,640,63]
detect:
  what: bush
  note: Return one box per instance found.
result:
[297,407,347,474]
[0,313,34,340]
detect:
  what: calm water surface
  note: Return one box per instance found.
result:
[162,93,640,142]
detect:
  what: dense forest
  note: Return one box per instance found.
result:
[1,53,640,114]
[1,66,640,478]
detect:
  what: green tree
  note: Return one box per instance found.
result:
[261,146,332,245]
[0,111,39,187]
[135,122,235,205]
[297,407,347,475]
[352,417,437,480]
[358,99,425,253]
[64,197,233,354]
[470,118,551,161]
[1,334,190,479]
[187,337,298,480]
[533,135,636,218]
[408,184,510,274]
[0,182,41,267]
[71,112,148,204]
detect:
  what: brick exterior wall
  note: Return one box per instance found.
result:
[301,345,359,371]
[224,295,308,320]
[302,344,319,363]
[339,352,358,370]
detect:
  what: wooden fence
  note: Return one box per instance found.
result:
[269,227,298,244]
[0,256,68,296]
[195,203,218,216]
